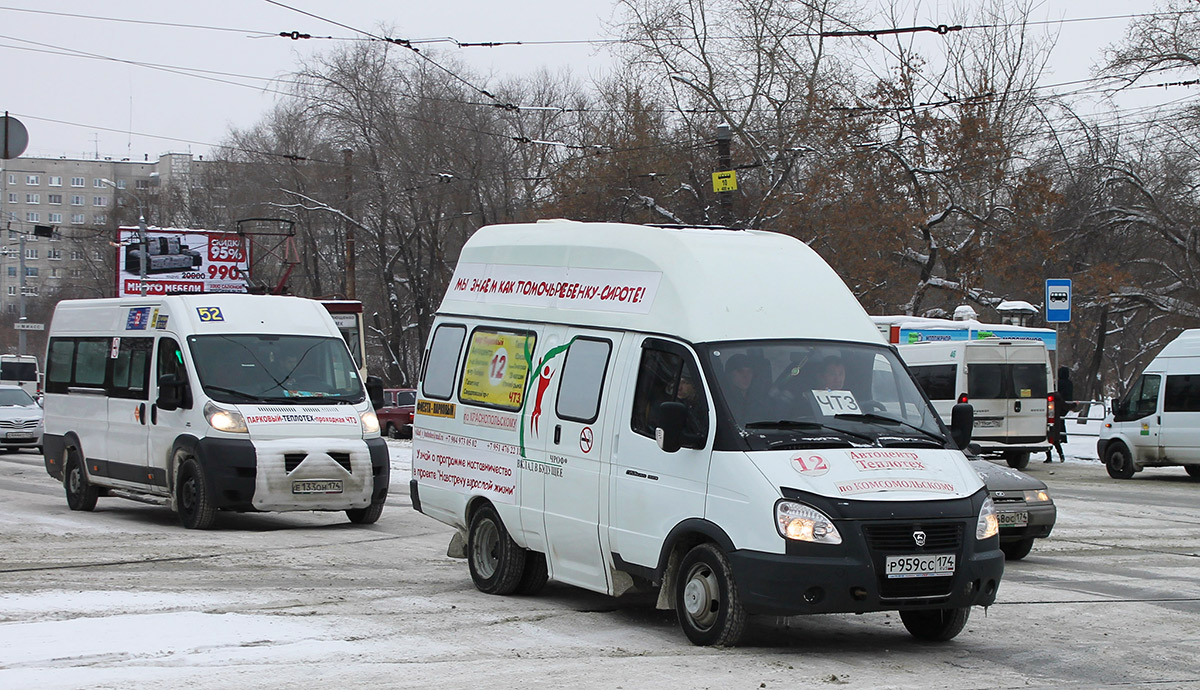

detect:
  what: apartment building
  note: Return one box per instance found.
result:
[0,153,204,315]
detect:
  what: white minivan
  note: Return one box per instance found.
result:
[1099,329,1200,479]
[41,294,390,528]
[411,220,1003,646]
[899,339,1053,469]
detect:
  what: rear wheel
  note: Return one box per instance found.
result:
[1004,451,1030,470]
[1105,443,1136,479]
[467,503,526,595]
[675,543,746,647]
[1001,538,1035,561]
[900,606,971,641]
[176,457,216,530]
[1185,465,1200,479]
[64,453,99,512]
[347,501,385,524]
[515,550,550,595]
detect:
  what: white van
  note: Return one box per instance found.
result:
[0,354,41,398]
[41,294,390,528]
[411,221,1003,646]
[899,340,1053,469]
[1099,329,1200,479]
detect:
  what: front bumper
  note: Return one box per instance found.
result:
[729,488,1004,616]
[996,502,1056,542]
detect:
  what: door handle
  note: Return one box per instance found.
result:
[138,402,147,425]
[1014,400,1022,413]
[554,425,561,444]
[151,404,158,425]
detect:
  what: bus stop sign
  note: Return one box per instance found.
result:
[1045,278,1071,323]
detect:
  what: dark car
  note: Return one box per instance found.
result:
[970,459,1057,560]
[377,388,416,439]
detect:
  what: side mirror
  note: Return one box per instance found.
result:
[653,401,688,453]
[366,376,384,410]
[950,402,974,449]
[157,373,190,411]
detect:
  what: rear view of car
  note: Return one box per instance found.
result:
[0,385,42,452]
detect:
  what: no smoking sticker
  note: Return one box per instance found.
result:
[579,427,594,453]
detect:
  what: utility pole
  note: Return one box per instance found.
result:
[17,233,25,354]
[343,148,356,300]
[714,123,734,227]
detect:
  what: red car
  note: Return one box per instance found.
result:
[377,388,416,439]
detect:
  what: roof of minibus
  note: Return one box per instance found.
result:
[1156,329,1200,359]
[49,293,339,338]
[439,220,882,344]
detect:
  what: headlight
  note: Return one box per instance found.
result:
[360,410,380,435]
[204,401,247,433]
[976,497,999,540]
[775,500,842,544]
[1023,489,1051,504]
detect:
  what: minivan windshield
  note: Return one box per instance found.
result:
[701,340,947,450]
[188,334,364,404]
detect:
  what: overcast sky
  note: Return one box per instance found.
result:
[0,1,1182,161]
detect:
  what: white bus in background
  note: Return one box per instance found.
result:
[41,294,390,529]
[1099,329,1200,479]
[0,354,41,398]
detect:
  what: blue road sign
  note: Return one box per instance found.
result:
[1045,278,1072,323]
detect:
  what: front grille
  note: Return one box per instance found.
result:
[862,521,963,601]
[862,522,962,552]
[329,452,352,473]
[0,418,39,430]
[284,453,306,473]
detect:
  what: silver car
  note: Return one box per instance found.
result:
[0,385,43,452]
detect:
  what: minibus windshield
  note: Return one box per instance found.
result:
[701,340,946,449]
[188,334,364,404]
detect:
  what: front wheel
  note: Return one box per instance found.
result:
[64,453,99,512]
[900,606,971,641]
[176,457,216,530]
[1105,443,1136,479]
[1001,538,1035,561]
[347,502,384,524]
[385,423,399,440]
[467,503,527,595]
[1004,452,1030,470]
[675,543,746,646]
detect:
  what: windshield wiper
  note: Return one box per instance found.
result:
[833,413,947,445]
[745,419,875,443]
[203,385,259,402]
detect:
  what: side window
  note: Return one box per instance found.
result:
[1164,375,1200,412]
[46,339,77,393]
[458,328,536,411]
[631,345,708,448]
[76,340,109,386]
[556,337,612,423]
[111,338,153,400]
[1114,374,1161,422]
[157,337,187,380]
[910,364,957,401]
[421,325,466,400]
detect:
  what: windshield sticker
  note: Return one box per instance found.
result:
[790,454,830,476]
[125,307,151,330]
[836,478,957,495]
[812,389,860,416]
[849,450,928,472]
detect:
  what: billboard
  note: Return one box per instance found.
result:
[115,227,250,298]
